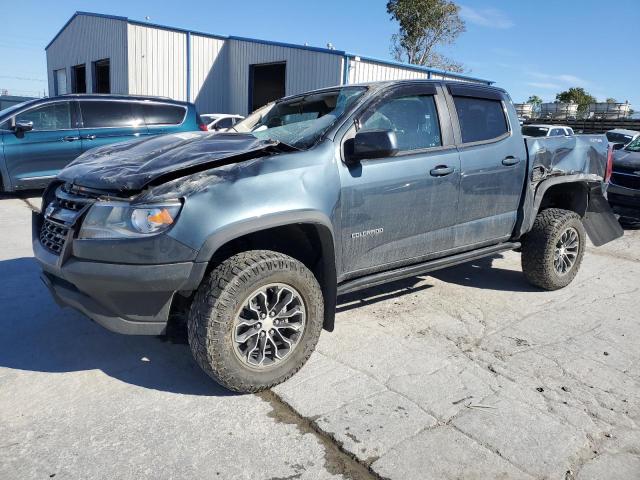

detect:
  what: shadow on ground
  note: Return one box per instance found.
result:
[429,254,540,292]
[0,256,234,397]
[0,250,542,396]
[337,254,540,311]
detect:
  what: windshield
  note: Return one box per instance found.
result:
[625,137,640,152]
[522,126,549,137]
[233,86,367,149]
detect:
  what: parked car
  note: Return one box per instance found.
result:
[34,80,622,392]
[522,124,574,137]
[0,95,204,192]
[201,113,244,132]
[608,136,640,223]
[606,128,640,150]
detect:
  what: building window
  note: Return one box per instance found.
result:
[54,68,68,95]
[92,59,110,94]
[71,64,87,93]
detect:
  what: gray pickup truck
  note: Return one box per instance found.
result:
[33,81,623,392]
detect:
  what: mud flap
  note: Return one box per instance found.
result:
[583,188,624,247]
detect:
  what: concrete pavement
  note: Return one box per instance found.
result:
[1,193,638,479]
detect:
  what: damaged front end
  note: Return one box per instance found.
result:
[33,132,299,335]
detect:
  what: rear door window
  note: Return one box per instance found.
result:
[360,94,442,152]
[80,101,143,128]
[140,103,186,125]
[453,96,508,143]
[15,102,72,131]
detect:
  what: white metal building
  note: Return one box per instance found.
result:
[46,11,492,116]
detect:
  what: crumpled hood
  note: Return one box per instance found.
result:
[613,150,640,170]
[58,131,283,192]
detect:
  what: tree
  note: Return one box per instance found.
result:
[555,87,596,114]
[526,95,543,106]
[387,0,466,72]
[605,97,617,103]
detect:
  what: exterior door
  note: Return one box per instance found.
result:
[449,86,527,247]
[3,101,81,189]
[338,85,460,276]
[78,100,148,152]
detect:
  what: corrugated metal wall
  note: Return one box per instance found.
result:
[46,13,490,115]
[347,58,485,84]
[127,24,187,101]
[227,39,343,115]
[190,35,229,114]
[348,58,429,84]
[46,15,128,95]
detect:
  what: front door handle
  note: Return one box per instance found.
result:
[62,136,80,142]
[430,165,454,177]
[502,156,520,166]
[81,134,97,140]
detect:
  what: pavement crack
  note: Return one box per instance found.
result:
[19,198,40,213]
[257,389,386,480]
[448,423,536,478]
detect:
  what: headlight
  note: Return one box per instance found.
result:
[79,201,182,239]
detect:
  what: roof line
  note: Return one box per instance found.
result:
[227,35,345,56]
[345,53,493,84]
[46,11,128,49]
[46,11,492,84]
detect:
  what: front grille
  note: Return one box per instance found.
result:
[611,172,640,190]
[39,218,70,254]
[39,183,99,256]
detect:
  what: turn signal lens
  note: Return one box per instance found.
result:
[147,208,174,225]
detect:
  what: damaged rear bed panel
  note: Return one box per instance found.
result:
[516,134,623,243]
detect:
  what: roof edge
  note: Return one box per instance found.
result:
[345,54,493,85]
[46,11,128,50]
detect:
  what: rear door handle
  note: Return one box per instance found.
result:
[81,134,97,140]
[502,156,520,166]
[62,136,80,142]
[430,165,454,177]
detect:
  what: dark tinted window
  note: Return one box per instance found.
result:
[16,102,72,131]
[361,95,441,151]
[606,132,633,143]
[522,126,549,137]
[215,117,234,129]
[453,96,508,143]
[81,101,143,128]
[141,103,185,125]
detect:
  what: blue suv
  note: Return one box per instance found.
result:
[0,95,204,192]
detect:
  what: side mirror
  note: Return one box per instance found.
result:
[14,120,33,133]
[346,129,398,164]
[612,143,625,151]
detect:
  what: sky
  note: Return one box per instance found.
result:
[1,0,638,106]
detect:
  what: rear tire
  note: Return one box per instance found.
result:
[188,250,324,393]
[521,208,586,290]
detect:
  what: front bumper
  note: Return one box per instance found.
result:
[33,212,207,335]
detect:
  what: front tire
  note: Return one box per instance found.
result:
[521,208,586,290]
[188,250,324,393]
